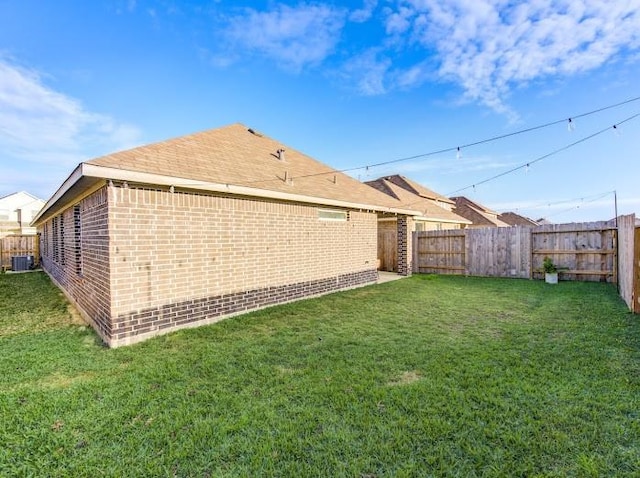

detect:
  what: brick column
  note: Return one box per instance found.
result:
[397,215,413,276]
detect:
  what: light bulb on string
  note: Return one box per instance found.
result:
[567,118,575,132]
[525,163,530,174]
[613,124,621,136]
[456,147,462,160]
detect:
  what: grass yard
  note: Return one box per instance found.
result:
[1,272,639,477]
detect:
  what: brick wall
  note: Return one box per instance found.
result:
[397,215,413,276]
[107,185,378,345]
[44,183,379,346]
[40,187,112,341]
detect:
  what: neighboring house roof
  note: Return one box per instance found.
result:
[450,196,510,227]
[0,191,42,203]
[0,191,45,212]
[34,124,419,224]
[498,212,539,227]
[372,175,455,206]
[0,191,46,230]
[365,177,471,225]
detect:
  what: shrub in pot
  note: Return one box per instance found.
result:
[543,257,558,284]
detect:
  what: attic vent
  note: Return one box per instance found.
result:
[277,148,285,161]
[248,128,263,137]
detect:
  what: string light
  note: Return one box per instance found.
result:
[495,190,615,213]
[456,147,462,160]
[235,95,640,186]
[447,112,640,196]
[567,118,575,132]
[544,191,614,219]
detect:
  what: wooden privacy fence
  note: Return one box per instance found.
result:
[0,234,39,270]
[616,214,639,313]
[530,223,616,282]
[413,221,617,282]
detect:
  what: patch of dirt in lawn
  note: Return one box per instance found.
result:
[36,371,96,389]
[67,304,86,326]
[387,370,422,386]
[348,289,378,299]
[275,365,299,375]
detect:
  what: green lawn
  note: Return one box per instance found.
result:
[1,272,639,477]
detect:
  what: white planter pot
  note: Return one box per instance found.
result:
[545,272,558,284]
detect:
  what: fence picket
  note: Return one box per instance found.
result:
[1,235,39,270]
[414,221,618,283]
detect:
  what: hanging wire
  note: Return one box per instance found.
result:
[446,113,640,196]
[542,190,615,219]
[495,190,616,213]
[236,95,640,186]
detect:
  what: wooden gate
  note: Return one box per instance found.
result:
[414,230,465,274]
[378,229,397,272]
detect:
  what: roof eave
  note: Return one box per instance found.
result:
[414,215,473,225]
[35,164,421,222]
[31,164,85,225]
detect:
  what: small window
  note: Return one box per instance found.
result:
[318,209,347,221]
[60,214,66,266]
[73,205,82,276]
[52,217,59,263]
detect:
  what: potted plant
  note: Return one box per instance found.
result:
[543,256,558,284]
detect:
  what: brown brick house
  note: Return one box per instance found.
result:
[450,196,510,228]
[497,211,539,227]
[33,124,417,347]
[365,175,471,271]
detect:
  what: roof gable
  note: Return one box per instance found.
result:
[383,175,454,204]
[365,177,471,224]
[0,191,42,204]
[498,212,539,227]
[86,123,406,209]
[36,124,421,223]
[450,196,499,214]
[0,191,45,209]
[450,196,510,227]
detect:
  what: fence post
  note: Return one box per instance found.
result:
[634,227,640,313]
[412,231,418,274]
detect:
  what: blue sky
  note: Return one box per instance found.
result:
[1,0,639,222]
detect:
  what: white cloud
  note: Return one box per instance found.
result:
[222,3,347,72]
[350,0,378,23]
[380,0,640,115]
[384,5,414,35]
[341,49,392,95]
[0,58,141,167]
